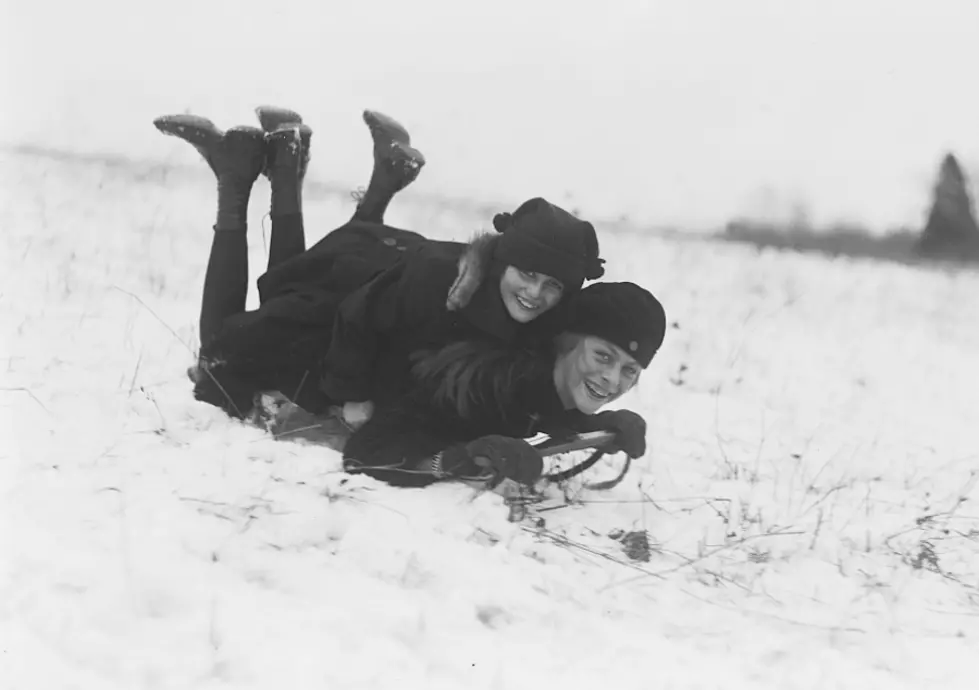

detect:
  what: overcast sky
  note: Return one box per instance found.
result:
[3,0,977,230]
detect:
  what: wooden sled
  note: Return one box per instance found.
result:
[257,395,626,489]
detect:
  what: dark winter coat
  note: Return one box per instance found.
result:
[341,340,598,487]
[192,219,564,419]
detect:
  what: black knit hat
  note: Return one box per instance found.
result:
[567,282,666,368]
[492,197,605,291]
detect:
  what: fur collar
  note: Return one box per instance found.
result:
[445,233,500,311]
[411,339,550,421]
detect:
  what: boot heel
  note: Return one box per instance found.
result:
[363,109,426,187]
[265,123,313,181]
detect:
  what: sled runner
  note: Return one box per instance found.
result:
[534,429,632,488]
[257,393,623,483]
[536,430,633,491]
[255,395,628,524]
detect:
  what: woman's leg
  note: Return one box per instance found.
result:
[153,114,266,346]
[256,106,312,269]
[351,110,426,223]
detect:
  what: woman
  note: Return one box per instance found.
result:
[154,106,606,423]
[342,281,667,488]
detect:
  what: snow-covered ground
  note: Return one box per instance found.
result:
[3,146,979,689]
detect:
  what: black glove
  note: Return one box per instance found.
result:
[440,435,544,485]
[588,410,647,458]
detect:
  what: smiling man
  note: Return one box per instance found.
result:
[342,281,667,488]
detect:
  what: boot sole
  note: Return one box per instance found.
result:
[363,109,412,144]
[153,114,224,149]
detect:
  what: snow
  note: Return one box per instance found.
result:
[3,7,979,682]
[3,145,979,689]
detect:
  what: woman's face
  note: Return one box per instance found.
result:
[553,335,642,414]
[498,267,565,323]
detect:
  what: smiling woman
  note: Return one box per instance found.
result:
[552,281,662,414]
[341,281,667,487]
[498,268,565,322]
[553,335,641,414]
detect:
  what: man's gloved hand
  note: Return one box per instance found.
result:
[440,435,543,485]
[587,410,647,458]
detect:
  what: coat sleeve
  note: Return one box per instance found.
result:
[342,405,469,487]
[319,255,454,403]
[537,409,593,439]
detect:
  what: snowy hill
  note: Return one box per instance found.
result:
[3,147,979,689]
